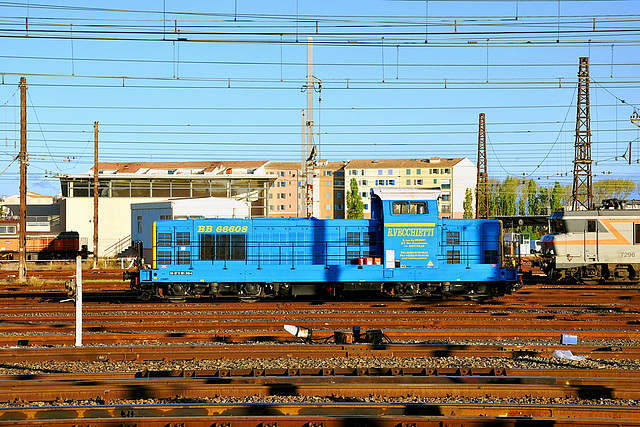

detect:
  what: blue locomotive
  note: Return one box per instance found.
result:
[127,189,521,300]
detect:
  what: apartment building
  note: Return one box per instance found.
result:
[264,161,346,219]
[344,158,476,219]
[263,162,301,217]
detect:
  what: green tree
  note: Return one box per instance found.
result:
[593,179,636,205]
[487,178,501,216]
[346,178,364,219]
[517,180,527,216]
[526,180,537,215]
[497,177,518,216]
[463,188,473,219]
[550,181,563,212]
[536,186,550,216]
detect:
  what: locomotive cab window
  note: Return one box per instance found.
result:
[587,220,596,233]
[550,219,566,234]
[392,201,427,215]
[635,223,640,245]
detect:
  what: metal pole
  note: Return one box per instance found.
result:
[18,77,27,281]
[75,255,82,347]
[93,121,99,269]
[306,37,313,162]
[300,109,305,217]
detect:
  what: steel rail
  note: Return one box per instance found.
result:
[0,328,639,347]
[0,343,634,363]
[3,376,640,405]
[1,403,640,426]
[6,366,640,381]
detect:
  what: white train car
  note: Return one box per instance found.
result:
[539,202,640,283]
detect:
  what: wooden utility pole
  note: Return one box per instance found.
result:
[475,112,489,219]
[18,77,27,281]
[92,121,99,269]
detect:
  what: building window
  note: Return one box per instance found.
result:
[336,192,342,198]
[406,169,411,175]
[364,204,369,210]
[443,168,450,174]
[361,192,367,198]
[446,231,460,245]
[441,182,451,189]
[378,169,383,175]
[279,205,286,210]
[406,180,411,185]
[416,169,421,175]
[441,204,451,213]
[414,179,423,185]
[361,180,367,186]
[326,204,331,210]
[326,182,331,186]
[447,250,461,264]
[388,169,393,175]
[336,171,344,177]
[389,180,395,185]
[335,204,343,210]
[326,192,331,198]
[137,216,143,233]
[361,170,365,175]
[278,193,286,199]
[441,194,450,201]
[0,226,16,234]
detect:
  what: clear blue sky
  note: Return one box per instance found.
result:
[0,0,638,197]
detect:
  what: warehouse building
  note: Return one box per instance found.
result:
[55,161,274,257]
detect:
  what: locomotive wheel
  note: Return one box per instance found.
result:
[240,283,263,297]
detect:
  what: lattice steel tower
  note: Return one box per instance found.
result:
[476,113,489,219]
[571,57,593,211]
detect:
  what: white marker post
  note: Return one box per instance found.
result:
[75,255,82,347]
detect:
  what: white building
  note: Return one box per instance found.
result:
[55,161,274,257]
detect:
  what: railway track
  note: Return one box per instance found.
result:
[0,269,639,425]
